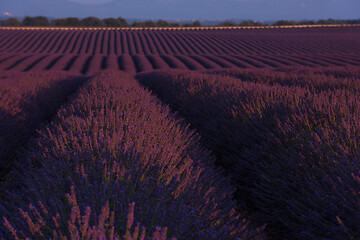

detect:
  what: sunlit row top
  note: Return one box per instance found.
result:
[1,24,360,31]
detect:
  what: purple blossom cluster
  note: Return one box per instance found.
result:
[1,71,262,239]
[137,69,360,239]
[0,71,86,181]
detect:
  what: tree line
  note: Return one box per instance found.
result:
[0,16,201,27]
[219,19,360,26]
[1,16,360,27]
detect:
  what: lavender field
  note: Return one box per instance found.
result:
[0,26,359,240]
[0,26,360,74]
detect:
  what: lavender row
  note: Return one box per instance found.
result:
[204,66,360,91]
[137,70,360,239]
[1,28,360,56]
[1,53,359,74]
[0,71,86,180]
[1,71,262,239]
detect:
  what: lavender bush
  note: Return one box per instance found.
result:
[137,69,360,239]
[0,71,86,181]
[3,189,174,240]
[203,66,360,91]
[1,71,262,239]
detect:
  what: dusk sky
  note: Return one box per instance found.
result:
[1,0,359,21]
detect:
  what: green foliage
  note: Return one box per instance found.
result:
[156,19,169,27]
[22,16,50,26]
[65,17,82,26]
[273,20,297,26]
[317,18,342,25]
[7,15,360,28]
[192,20,201,27]
[52,17,82,27]
[298,20,316,25]
[131,21,144,27]
[117,17,129,27]
[81,16,105,27]
[144,20,156,27]
[5,18,21,26]
[22,16,34,26]
[240,20,266,26]
[272,18,360,26]
[104,17,122,27]
[51,18,67,26]
[182,23,192,27]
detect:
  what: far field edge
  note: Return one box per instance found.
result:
[1,24,360,31]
